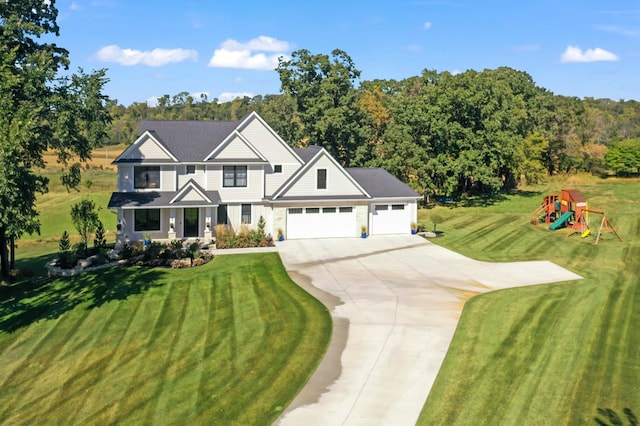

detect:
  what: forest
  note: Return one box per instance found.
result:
[105,49,640,198]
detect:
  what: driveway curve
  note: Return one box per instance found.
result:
[276,235,581,426]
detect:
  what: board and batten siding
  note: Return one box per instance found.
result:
[281,154,364,198]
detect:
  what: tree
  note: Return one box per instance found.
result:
[71,199,100,258]
[276,49,368,166]
[93,220,107,250]
[0,1,110,281]
[605,139,640,176]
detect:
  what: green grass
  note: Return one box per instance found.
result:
[417,176,640,424]
[0,253,332,424]
[13,165,118,278]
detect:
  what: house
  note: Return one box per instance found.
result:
[107,112,420,242]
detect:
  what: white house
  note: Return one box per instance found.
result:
[108,112,420,242]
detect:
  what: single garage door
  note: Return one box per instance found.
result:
[371,203,410,235]
[287,206,356,239]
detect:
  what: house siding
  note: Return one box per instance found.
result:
[215,134,262,160]
[217,165,263,201]
[265,163,300,197]
[239,118,301,165]
[121,135,173,161]
[281,154,364,198]
[161,166,175,191]
[177,164,206,189]
[118,165,133,191]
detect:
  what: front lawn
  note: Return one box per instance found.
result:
[417,176,640,424]
[0,253,331,424]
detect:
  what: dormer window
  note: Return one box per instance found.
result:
[134,166,160,189]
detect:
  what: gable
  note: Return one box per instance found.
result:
[115,132,177,162]
[274,150,369,199]
[236,113,303,166]
[170,181,211,204]
[207,132,266,161]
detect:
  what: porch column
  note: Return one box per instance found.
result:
[204,207,213,241]
[115,210,125,249]
[168,208,177,240]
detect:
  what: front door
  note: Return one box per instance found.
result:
[184,208,199,237]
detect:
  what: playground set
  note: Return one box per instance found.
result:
[531,189,622,244]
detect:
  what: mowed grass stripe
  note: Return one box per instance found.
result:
[418,177,640,424]
[0,253,331,424]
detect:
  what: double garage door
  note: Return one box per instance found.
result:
[286,206,356,239]
[286,203,410,239]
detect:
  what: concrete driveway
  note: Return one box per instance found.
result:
[276,235,581,426]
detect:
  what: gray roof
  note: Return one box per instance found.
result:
[269,194,370,202]
[293,146,322,163]
[129,119,242,162]
[346,168,421,198]
[108,189,221,208]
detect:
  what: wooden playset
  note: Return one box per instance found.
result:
[531,189,621,244]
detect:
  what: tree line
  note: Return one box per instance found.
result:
[106,49,640,197]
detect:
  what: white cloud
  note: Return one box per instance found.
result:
[560,45,619,63]
[218,92,255,102]
[146,96,159,107]
[423,21,432,30]
[208,36,292,70]
[70,2,80,11]
[94,45,198,66]
[406,44,422,52]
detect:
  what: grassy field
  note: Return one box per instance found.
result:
[14,146,123,276]
[0,253,331,424]
[417,175,640,424]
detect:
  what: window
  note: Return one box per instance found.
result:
[134,209,160,231]
[274,164,282,173]
[375,204,389,211]
[217,204,228,225]
[134,166,160,189]
[317,169,327,190]
[223,166,247,187]
[241,204,252,224]
[288,208,303,214]
[391,204,405,210]
[339,207,353,213]
[186,165,196,174]
[323,207,337,213]
[306,207,320,214]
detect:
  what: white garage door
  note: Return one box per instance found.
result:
[287,206,356,239]
[371,203,410,235]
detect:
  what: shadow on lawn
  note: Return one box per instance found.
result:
[0,266,165,333]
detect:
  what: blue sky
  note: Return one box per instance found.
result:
[54,0,640,106]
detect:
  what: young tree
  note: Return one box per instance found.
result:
[0,1,110,280]
[71,199,100,258]
[93,220,107,250]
